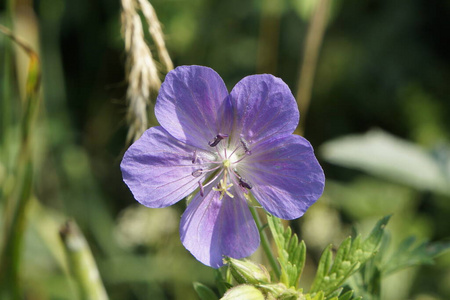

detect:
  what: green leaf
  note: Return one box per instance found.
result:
[309,216,390,297]
[338,290,354,300]
[214,269,232,297]
[320,129,450,195]
[193,282,219,300]
[267,215,306,288]
[305,290,325,300]
[327,287,343,299]
[382,237,450,275]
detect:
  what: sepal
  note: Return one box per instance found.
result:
[224,257,270,285]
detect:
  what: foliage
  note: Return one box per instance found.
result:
[267,215,306,289]
[209,216,389,299]
[321,129,450,195]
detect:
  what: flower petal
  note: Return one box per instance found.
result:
[229,74,299,146]
[155,65,233,150]
[237,135,325,220]
[121,126,206,208]
[180,182,260,268]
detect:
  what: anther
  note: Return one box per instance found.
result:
[239,177,253,190]
[192,149,197,164]
[240,137,252,155]
[208,133,229,147]
[198,180,204,197]
[191,169,203,177]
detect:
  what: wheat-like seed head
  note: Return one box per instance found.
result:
[121,0,172,143]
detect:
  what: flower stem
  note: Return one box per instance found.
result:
[249,206,281,279]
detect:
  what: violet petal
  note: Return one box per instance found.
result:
[155,65,233,150]
[238,135,325,220]
[121,126,204,208]
[180,181,260,268]
[229,74,299,146]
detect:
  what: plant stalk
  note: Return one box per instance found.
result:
[295,0,331,135]
[249,206,281,279]
[60,221,109,300]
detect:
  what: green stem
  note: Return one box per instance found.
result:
[249,206,281,279]
[0,22,41,299]
[60,221,109,300]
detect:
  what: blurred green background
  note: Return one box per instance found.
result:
[1,0,450,299]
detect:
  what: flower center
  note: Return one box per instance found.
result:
[223,159,231,168]
[192,134,254,199]
[211,158,234,200]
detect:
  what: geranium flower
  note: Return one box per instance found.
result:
[121,65,325,268]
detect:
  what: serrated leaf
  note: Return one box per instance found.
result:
[268,215,306,288]
[309,216,390,296]
[305,290,325,300]
[382,237,450,275]
[361,216,390,255]
[330,238,352,274]
[327,287,343,298]
[193,282,219,300]
[338,290,354,300]
[311,245,333,291]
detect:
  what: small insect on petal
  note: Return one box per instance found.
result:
[240,137,252,155]
[209,133,229,147]
[192,169,203,177]
[239,177,253,190]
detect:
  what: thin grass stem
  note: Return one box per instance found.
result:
[295,0,331,135]
[0,26,41,298]
[60,221,109,300]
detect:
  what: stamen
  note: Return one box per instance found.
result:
[191,169,203,177]
[208,133,229,147]
[240,137,252,155]
[191,165,222,177]
[215,145,224,160]
[228,144,242,158]
[198,180,204,197]
[230,168,241,179]
[202,169,224,188]
[239,177,253,190]
[231,155,249,165]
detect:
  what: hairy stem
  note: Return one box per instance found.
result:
[249,206,281,279]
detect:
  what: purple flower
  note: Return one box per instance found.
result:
[121,65,325,268]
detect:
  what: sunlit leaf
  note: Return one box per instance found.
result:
[321,129,450,195]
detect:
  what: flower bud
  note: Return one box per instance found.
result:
[224,257,270,285]
[221,285,264,300]
[257,283,302,300]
